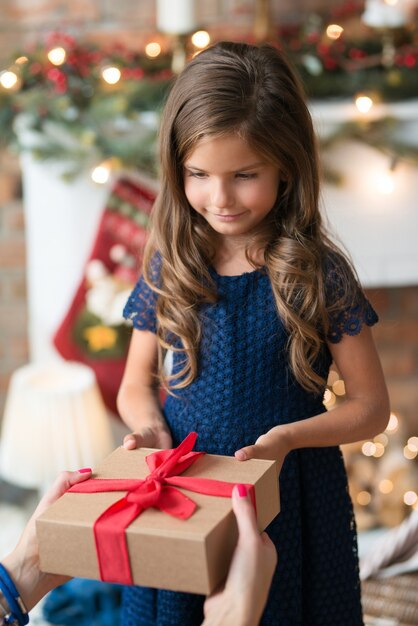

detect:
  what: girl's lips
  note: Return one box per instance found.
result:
[213,211,246,222]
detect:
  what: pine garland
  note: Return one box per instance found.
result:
[0,33,173,179]
[0,12,417,183]
[279,2,418,101]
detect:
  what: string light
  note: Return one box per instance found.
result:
[326,24,344,40]
[372,442,385,458]
[357,491,372,505]
[403,444,418,460]
[386,413,399,433]
[404,491,418,506]
[145,42,162,58]
[375,157,398,195]
[407,436,418,448]
[362,441,377,456]
[91,161,112,184]
[101,66,121,85]
[47,47,67,66]
[0,70,20,91]
[355,94,374,114]
[374,433,389,447]
[323,388,336,408]
[332,379,345,396]
[378,479,394,494]
[191,30,211,49]
[15,56,28,65]
[327,370,340,386]
[375,169,395,194]
[323,389,332,403]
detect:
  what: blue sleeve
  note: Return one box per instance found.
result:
[325,254,378,344]
[123,253,161,333]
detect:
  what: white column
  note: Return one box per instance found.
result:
[20,153,110,362]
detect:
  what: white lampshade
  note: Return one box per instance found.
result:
[0,361,114,491]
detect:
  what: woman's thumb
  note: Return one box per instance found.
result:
[232,484,258,537]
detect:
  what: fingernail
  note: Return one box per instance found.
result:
[236,484,248,498]
[78,467,92,473]
[234,450,247,461]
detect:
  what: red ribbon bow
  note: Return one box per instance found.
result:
[69,432,254,585]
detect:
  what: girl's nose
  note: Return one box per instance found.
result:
[211,180,234,209]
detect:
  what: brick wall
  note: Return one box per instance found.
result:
[0,153,28,415]
[368,287,418,433]
[0,0,333,64]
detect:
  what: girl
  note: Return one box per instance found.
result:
[118,42,389,626]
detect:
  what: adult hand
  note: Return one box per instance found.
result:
[203,484,277,626]
[2,468,92,612]
[123,418,172,451]
[234,425,291,474]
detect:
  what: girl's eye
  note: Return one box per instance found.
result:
[236,172,257,180]
[187,170,207,179]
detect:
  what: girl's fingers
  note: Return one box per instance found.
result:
[235,442,277,462]
[123,428,172,450]
[123,433,138,449]
[123,430,151,449]
[159,430,173,449]
[234,445,255,461]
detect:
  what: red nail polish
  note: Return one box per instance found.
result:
[237,484,248,498]
[78,467,92,473]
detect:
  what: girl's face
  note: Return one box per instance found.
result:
[183,134,280,240]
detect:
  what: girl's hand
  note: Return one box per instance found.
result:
[123,418,172,450]
[234,426,291,474]
[2,469,92,612]
[203,484,277,626]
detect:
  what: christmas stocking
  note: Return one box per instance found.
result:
[53,176,156,414]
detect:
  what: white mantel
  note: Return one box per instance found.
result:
[21,153,110,362]
[311,99,418,288]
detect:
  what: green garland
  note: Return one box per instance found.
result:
[0,14,417,183]
[279,2,418,101]
[0,33,173,179]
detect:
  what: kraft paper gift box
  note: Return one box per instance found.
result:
[36,432,280,595]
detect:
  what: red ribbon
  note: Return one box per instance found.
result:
[69,432,255,585]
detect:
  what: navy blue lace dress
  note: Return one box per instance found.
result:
[121,257,377,626]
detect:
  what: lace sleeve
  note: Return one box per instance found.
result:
[325,253,378,344]
[123,253,161,333]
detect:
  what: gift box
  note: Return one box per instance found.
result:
[36,433,280,595]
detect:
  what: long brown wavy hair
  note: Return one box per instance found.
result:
[142,41,360,393]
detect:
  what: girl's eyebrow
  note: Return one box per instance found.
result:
[184,162,264,173]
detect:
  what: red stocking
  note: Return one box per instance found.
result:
[53,177,156,414]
